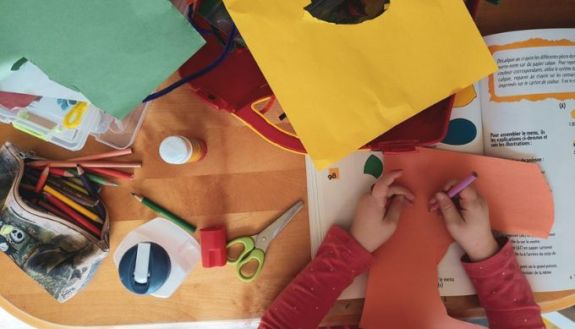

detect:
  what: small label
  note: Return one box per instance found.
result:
[327,168,339,180]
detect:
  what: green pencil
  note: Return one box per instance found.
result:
[131,193,196,234]
[65,169,118,187]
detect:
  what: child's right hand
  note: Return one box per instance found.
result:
[431,183,499,262]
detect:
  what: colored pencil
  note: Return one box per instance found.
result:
[86,167,133,180]
[77,166,106,219]
[19,183,36,193]
[46,180,98,208]
[34,166,50,193]
[26,149,133,168]
[43,193,101,236]
[64,170,119,187]
[69,148,133,162]
[28,161,141,169]
[60,178,90,195]
[86,173,118,186]
[131,193,196,234]
[49,168,75,177]
[44,185,102,224]
[430,172,478,212]
[37,199,74,222]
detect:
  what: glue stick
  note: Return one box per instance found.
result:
[159,136,207,165]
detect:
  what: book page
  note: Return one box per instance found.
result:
[435,83,485,296]
[438,83,484,155]
[305,151,382,300]
[481,29,575,292]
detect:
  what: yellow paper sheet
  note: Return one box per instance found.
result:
[223,0,497,169]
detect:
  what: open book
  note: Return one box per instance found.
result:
[306,29,575,299]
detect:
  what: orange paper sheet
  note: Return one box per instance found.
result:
[360,147,554,329]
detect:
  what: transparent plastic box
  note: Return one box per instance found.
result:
[0,93,148,151]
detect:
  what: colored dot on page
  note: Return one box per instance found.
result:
[571,109,575,119]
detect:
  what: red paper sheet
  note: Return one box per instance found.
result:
[360,147,554,329]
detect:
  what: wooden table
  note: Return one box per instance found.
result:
[1,0,575,327]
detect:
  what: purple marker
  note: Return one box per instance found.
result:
[431,172,478,211]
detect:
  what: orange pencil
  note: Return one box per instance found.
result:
[69,148,133,162]
[27,149,133,167]
[28,161,141,169]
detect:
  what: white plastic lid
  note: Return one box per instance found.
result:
[159,136,192,165]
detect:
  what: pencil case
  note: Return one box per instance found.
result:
[0,142,109,302]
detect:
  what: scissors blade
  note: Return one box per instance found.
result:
[255,200,304,252]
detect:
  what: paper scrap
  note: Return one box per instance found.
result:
[223,0,497,169]
[360,147,554,328]
[0,0,205,119]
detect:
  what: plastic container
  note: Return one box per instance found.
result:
[0,93,148,151]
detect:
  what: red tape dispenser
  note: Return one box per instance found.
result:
[200,226,228,268]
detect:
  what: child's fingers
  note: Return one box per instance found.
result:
[372,170,403,200]
[442,179,459,192]
[384,195,405,224]
[429,179,459,207]
[435,192,463,225]
[459,186,480,201]
[387,185,415,201]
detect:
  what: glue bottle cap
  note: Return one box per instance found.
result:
[159,136,192,165]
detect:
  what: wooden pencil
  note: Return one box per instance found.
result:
[28,161,141,169]
[43,193,101,236]
[43,185,102,224]
[34,166,50,193]
[85,167,134,180]
[46,180,98,208]
[25,149,133,168]
[49,167,75,177]
[37,199,75,222]
[76,166,106,219]
[69,148,133,162]
[63,170,119,187]
[60,178,90,195]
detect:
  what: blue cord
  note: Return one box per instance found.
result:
[143,24,237,103]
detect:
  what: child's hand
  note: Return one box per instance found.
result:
[431,183,499,262]
[350,170,414,253]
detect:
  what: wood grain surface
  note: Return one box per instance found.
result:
[1,0,575,327]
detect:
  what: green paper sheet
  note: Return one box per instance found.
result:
[0,0,205,118]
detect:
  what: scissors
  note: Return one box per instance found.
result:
[227,200,304,282]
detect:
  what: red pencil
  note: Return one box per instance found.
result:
[35,166,50,193]
[49,167,75,177]
[85,167,134,180]
[43,193,101,236]
[37,200,75,222]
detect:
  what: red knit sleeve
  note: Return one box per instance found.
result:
[259,226,373,329]
[462,238,545,329]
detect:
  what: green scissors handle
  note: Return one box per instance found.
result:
[226,237,266,282]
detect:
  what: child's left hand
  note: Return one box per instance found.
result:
[350,170,414,252]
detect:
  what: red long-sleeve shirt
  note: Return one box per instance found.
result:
[259,226,544,329]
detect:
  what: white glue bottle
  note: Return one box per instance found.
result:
[159,136,207,165]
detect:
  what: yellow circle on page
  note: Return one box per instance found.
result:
[571,109,575,119]
[453,85,477,108]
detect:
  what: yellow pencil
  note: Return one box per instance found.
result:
[43,185,103,224]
